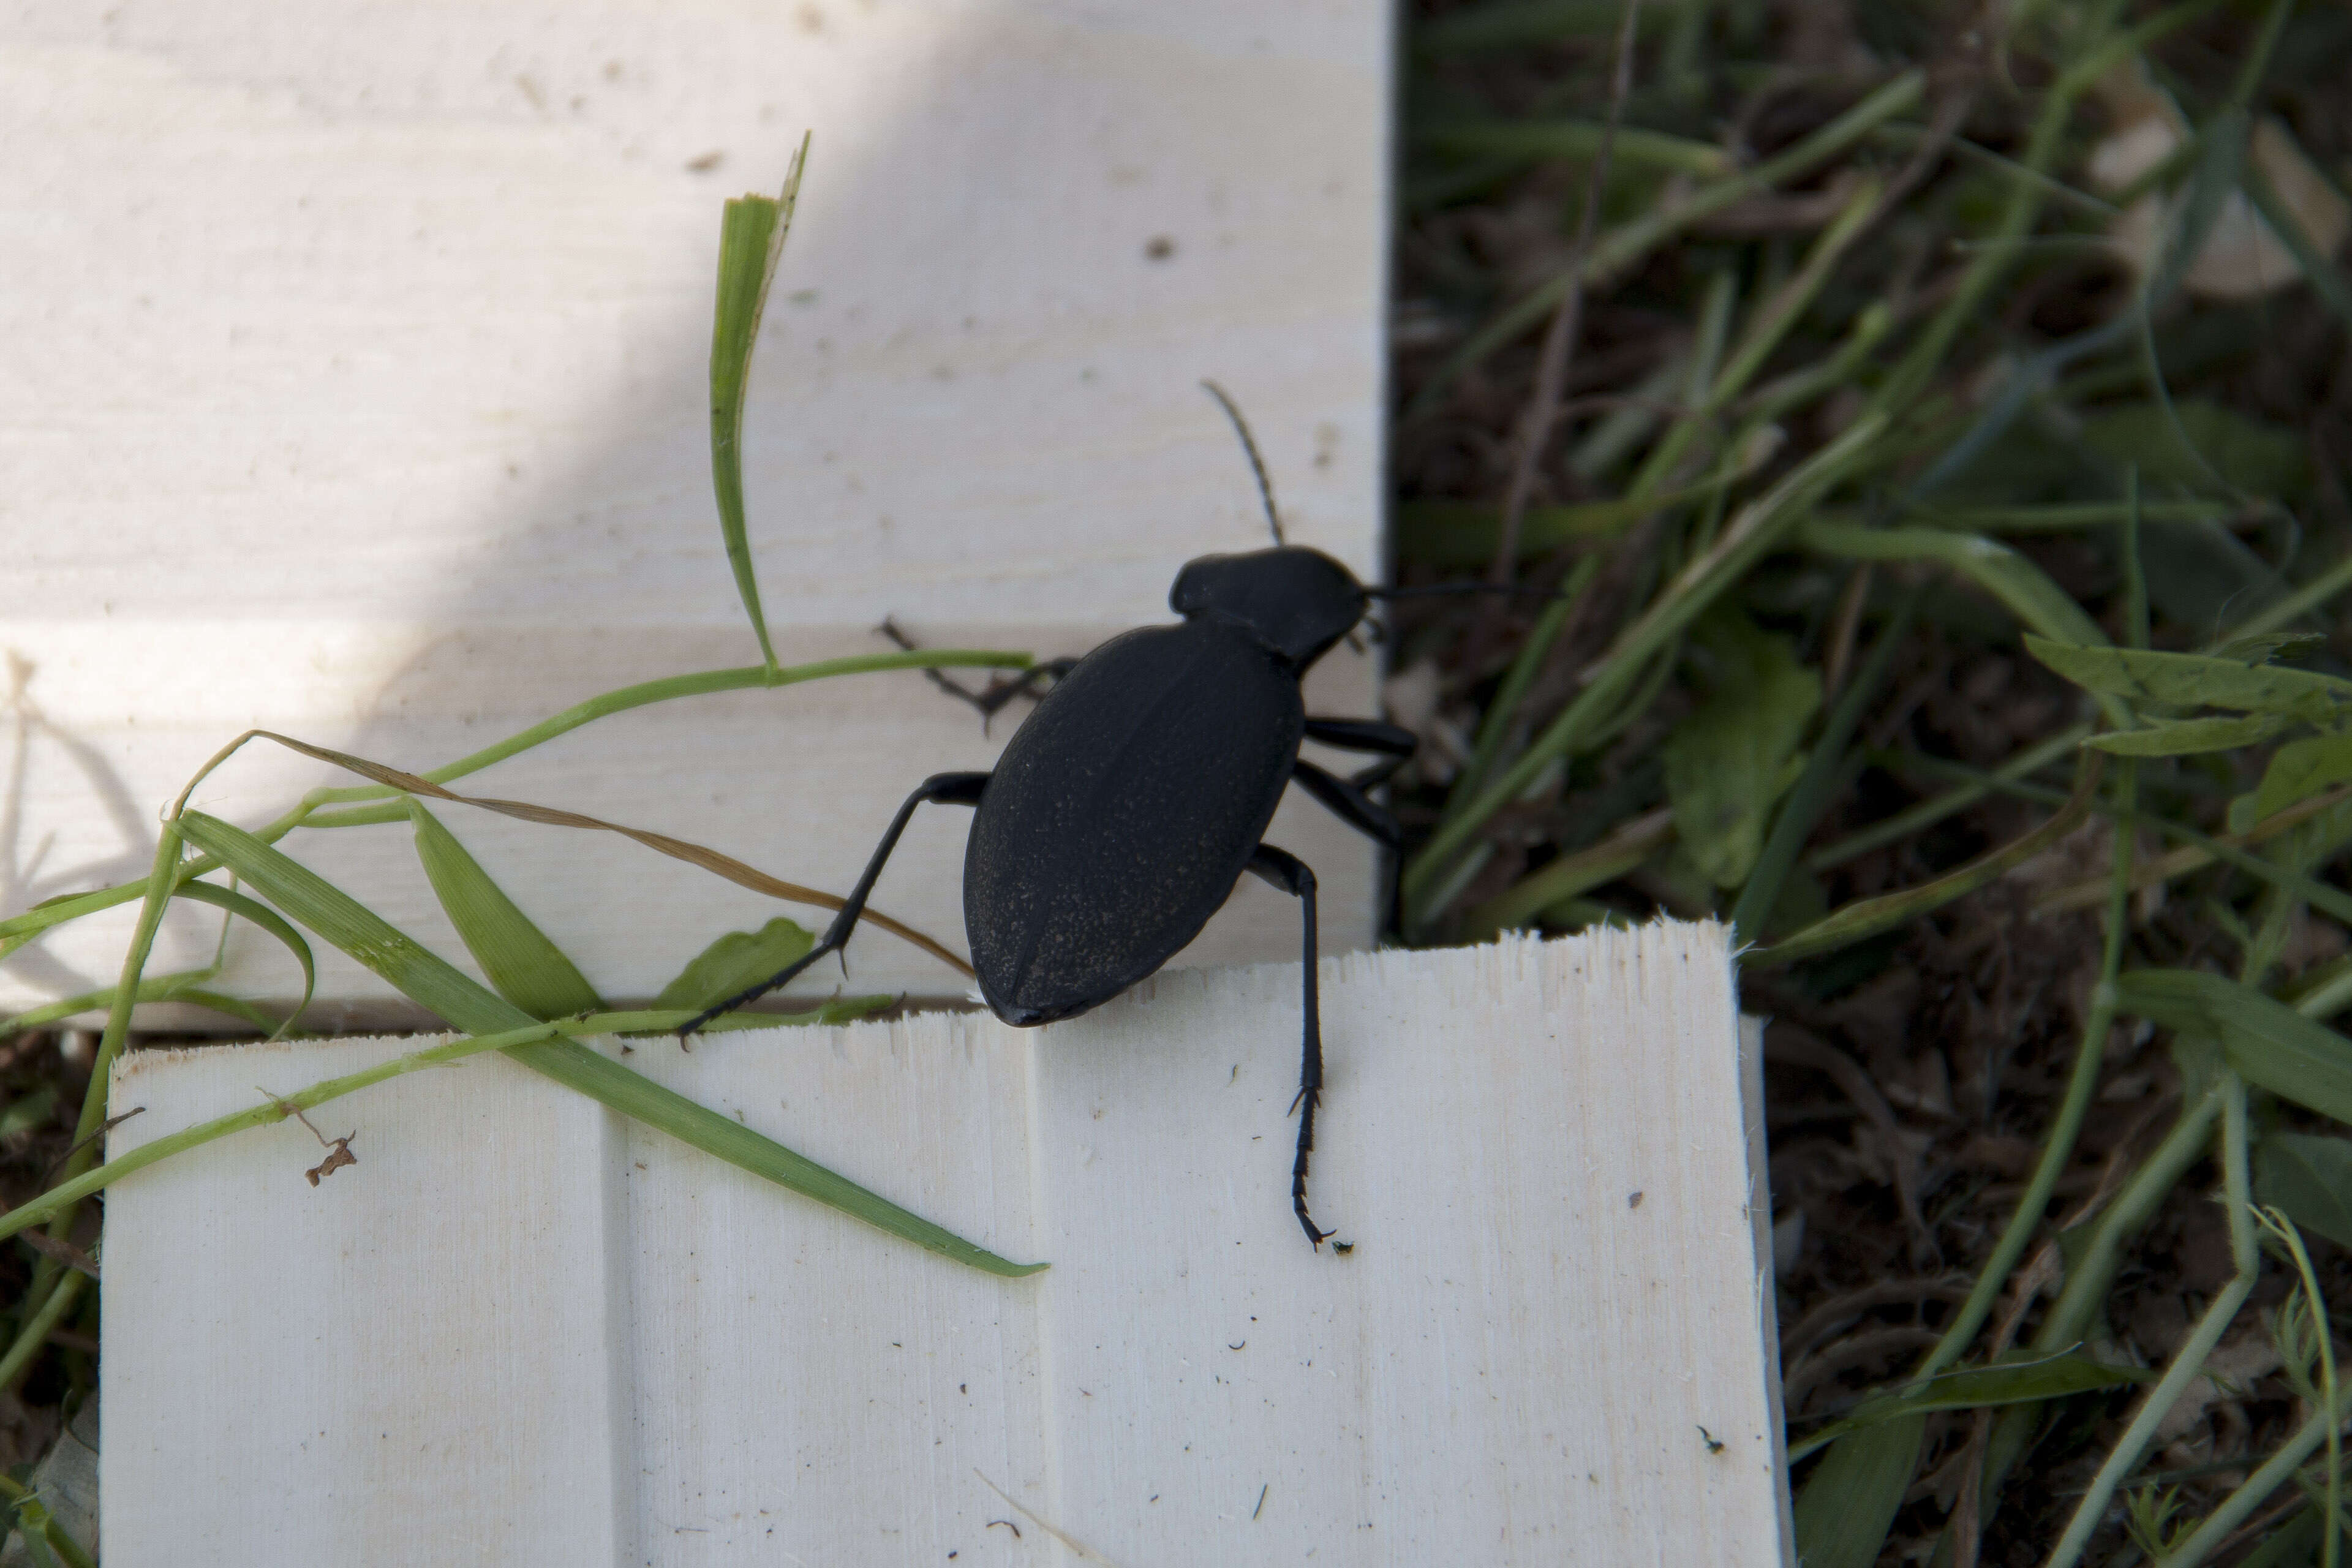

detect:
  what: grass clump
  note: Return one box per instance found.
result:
[1394,0,2352,1557]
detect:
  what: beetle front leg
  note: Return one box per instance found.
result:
[1303,715,1416,790]
[1245,842,1334,1248]
[678,771,990,1037]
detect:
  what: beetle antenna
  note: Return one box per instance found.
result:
[1200,379,1283,545]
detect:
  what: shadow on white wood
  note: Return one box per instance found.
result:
[1,1,1390,1016]
[102,921,1792,1566]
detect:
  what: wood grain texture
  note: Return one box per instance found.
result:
[0,1,1389,1017]
[102,922,1794,1566]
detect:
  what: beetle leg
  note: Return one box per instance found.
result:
[878,619,1079,732]
[1302,715,1415,755]
[1302,715,1416,790]
[1289,759,1403,849]
[677,771,990,1038]
[1244,843,1335,1248]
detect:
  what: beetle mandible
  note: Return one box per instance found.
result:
[683,384,1414,1246]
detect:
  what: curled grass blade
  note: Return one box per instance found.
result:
[169,881,314,1033]
[173,810,1041,1276]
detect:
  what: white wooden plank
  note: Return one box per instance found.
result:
[102,922,1792,1566]
[0,1,1391,1017]
[100,1037,632,1562]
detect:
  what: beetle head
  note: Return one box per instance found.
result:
[1170,546,1368,668]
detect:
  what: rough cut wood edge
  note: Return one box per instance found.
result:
[102,921,1790,1566]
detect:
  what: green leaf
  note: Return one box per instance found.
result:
[2255,1133,2352,1253]
[407,799,603,1020]
[1792,1415,1923,1568]
[2117,969,2352,1126]
[709,135,810,673]
[2082,399,2310,496]
[2084,712,2296,756]
[175,810,1043,1276]
[655,918,816,1011]
[2024,636,2352,720]
[1662,612,1821,888]
[2254,731,2352,824]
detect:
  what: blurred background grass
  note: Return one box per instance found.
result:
[1389,0,2352,1560]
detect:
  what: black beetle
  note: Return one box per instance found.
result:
[684,388,1414,1246]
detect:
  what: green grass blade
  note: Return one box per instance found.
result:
[1415,120,1730,176]
[174,810,1042,1276]
[2,970,215,1039]
[2243,158,2352,338]
[1800,522,2109,649]
[407,799,602,1020]
[1747,752,2103,966]
[1406,72,1923,420]
[171,880,315,1031]
[1791,1352,2154,1461]
[1404,412,1887,912]
[1791,1412,1924,1568]
[709,134,810,673]
[2117,969,2352,1126]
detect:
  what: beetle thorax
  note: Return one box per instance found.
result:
[1167,546,1367,669]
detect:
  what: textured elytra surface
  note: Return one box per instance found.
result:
[966,621,1306,1022]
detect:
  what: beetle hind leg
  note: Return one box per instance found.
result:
[1245,843,1335,1248]
[677,771,990,1037]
